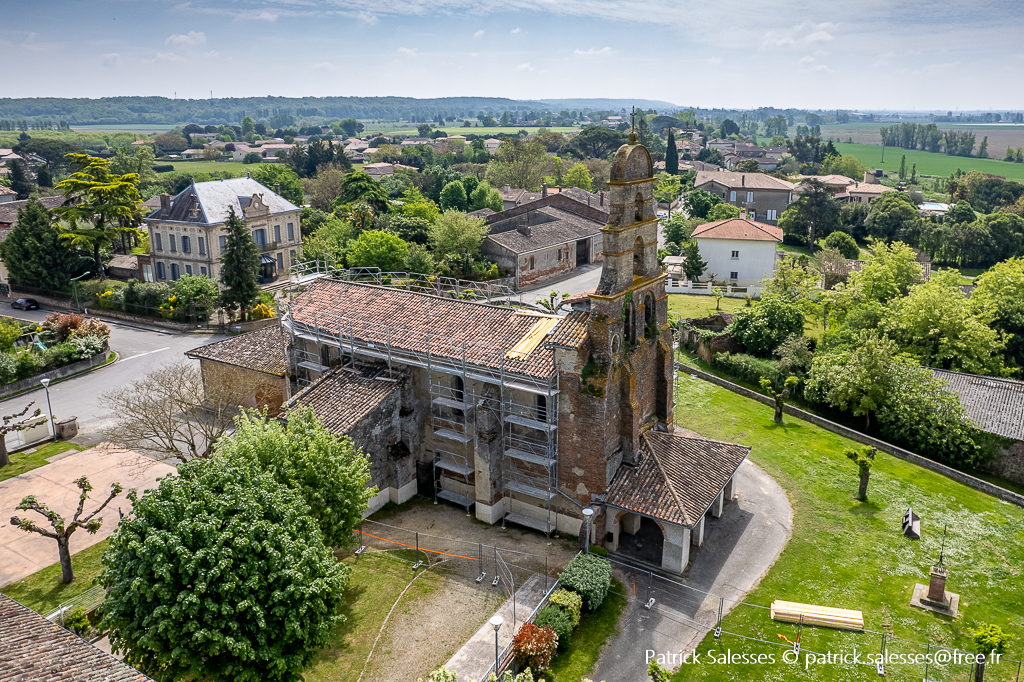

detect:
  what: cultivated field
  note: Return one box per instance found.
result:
[815,121,1024,151]
[833,142,1024,181]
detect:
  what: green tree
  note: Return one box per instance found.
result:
[845,446,875,500]
[243,151,262,164]
[438,180,469,212]
[219,207,261,319]
[558,126,627,160]
[153,133,188,153]
[707,203,741,221]
[428,210,488,260]
[662,213,701,247]
[469,180,503,212]
[484,138,548,191]
[215,407,375,549]
[6,160,33,199]
[977,135,989,159]
[241,115,256,136]
[346,230,409,272]
[55,153,144,273]
[760,375,799,424]
[417,123,432,137]
[665,128,679,175]
[841,239,923,304]
[821,231,859,259]
[249,163,304,205]
[681,189,721,219]
[731,294,806,357]
[681,240,707,282]
[883,269,1007,375]
[11,475,121,583]
[171,273,219,310]
[806,332,898,428]
[0,200,82,290]
[947,200,976,225]
[898,154,907,181]
[335,171,389,213]
[338,118,362,137]
[864,191,922,243]
[405,242,435,274]
[99,456,348,682]
[971,257,1024,372]
[789,179,841,251]
[301,217,358,266]
[564,162,593,191]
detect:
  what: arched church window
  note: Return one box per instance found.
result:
[634,192,644,222]
[633,235,645,278]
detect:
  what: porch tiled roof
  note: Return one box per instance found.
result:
[544,311,590,349]
[185,326,288,376]
[286,279,555,379]
[0,595,153,681]
[284,367,401,437]
[605,431,749,527]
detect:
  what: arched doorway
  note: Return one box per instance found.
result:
[614,512,664,565]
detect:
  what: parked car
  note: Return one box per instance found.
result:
[656,210,668,218]
[11,298,39,310]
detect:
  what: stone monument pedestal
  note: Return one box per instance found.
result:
[910,565,959,616]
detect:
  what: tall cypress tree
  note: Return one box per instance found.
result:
[665,128,679,175]
[7,160,33,199]
[219,207,261,320]
[0,200,82,290]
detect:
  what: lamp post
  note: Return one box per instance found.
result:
[490,614,503,678]
[39,378,53,440]
[70,272,89,313]
[582,508,594,554]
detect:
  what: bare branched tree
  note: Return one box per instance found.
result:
[11,476,123,583]
[99,360,262,463]
[0,402,43,468]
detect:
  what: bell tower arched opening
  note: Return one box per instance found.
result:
[632,235,645,278]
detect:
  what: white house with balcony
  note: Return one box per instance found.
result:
[689,216,782,287]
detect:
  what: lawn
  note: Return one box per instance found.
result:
[1,538,108,614]
[669,374,1024,682]
[0,441,85,483]
[833,142,1024,182]
[547,578,627,681]
[304,552,442,682]
[667,293,749,320]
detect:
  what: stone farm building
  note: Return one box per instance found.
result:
[197,135,750,573]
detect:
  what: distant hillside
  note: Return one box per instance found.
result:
[0,95,655,126]
[538,98,679,111]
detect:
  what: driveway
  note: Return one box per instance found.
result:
[593,459,793,682]
[0,307,223,447]
[0,444,176,586]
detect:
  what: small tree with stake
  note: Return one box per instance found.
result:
[0,402,42,468]
[760,376,799,425]
[845,446,875,501]
[11,476,123,583]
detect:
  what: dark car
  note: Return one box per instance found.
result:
[11,298,39,310]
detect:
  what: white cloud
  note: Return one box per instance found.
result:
[473,29,485,39]
[397,47,418,56]
[707,56,723,65]
[516,62,534,71]
[510,27,521,34]
[573,47,616,57]
[313,61,334,69]
[150,52,184,63]
[763,21,837,49]
[357,11,378,24]
[101,53,121,67]
[165,31,206,47]
[798,54,833,72]
[203,51,220,58]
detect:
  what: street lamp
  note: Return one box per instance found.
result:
[40,378,53,440]
[582,508,594,554]
[490,615,504,677]
[70,272,89,313]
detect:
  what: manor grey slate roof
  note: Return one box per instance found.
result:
[147,177,299,224]
[932,369,1024,441]
[0,594,153,681]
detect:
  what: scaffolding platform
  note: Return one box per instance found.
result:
[506,480,557,501]
[504,513,556,534]
[432,396,472,411]
[437,489,475,508]
[435,459,475,477]
[434,428,473,444]
[505,414,558,432]
[505,448,556,468]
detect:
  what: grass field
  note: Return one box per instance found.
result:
[833,142,1024,181]
[669,373,1024,682]
[667,293,750,319]
[158,160,250,176]
[70,124,175,133]
[548,578,627,681]
[1,538,108,614]
[0,441,85,483]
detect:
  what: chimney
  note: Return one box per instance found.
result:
[740,209,748,220]
[542,182,547,198]
[516,214,531,237]
[600,191,604,206]
[189,194,199,218]
[741,175,745,187]
[504,184,511,194]
[159,193,170,213]
[275,183,281,195]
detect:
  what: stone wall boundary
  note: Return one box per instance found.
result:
[0,350,110,399]
[681,365,1024,509]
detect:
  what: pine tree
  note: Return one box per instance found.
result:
[6,160,33,199]
[909,163,917,185]
[898,155,907,181]
[0,200,82,290]
[219,207,261,320]
[682,240,708,282]
[665,128,679,175]
[36,164,52,188]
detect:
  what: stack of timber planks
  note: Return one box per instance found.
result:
[770,600,865,631]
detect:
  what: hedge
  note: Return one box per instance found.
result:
[712,352,784,388]
[534,605,573,651]
[557,553,612,611]
[549,588,582,627]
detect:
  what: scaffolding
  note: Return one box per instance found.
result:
[282,283,561,531]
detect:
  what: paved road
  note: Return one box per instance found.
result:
[593,459,793,682]
[0,307,223,446]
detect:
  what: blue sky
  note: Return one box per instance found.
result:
[3,0,1023,110]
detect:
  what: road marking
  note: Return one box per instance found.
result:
[117,347,171,362]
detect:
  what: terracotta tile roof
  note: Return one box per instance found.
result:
[544,311,590,349]
[286,279,555,379]
[0,185,15,197]
[796,174,856,187]
[692,217,782,242]
[694,171,795,191]
[486,207,602,255]
[0,595,153,681]
[0,196,64,227]
[285,367,401,437]
[107,254,138,271]
[185,326,288,376]
[846,182,895,195]
[605,432,749,527]
[932,369,1024,441]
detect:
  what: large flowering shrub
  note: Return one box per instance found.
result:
[511,622,557,672]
